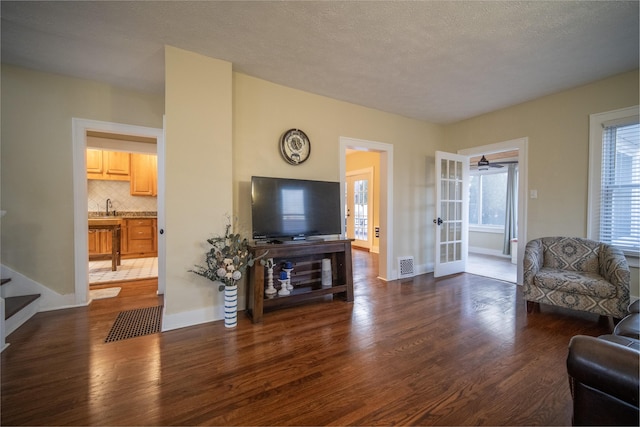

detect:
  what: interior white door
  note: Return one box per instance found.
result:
[434,151,469,277]
[345,171,373,249]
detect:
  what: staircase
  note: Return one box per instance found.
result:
[1,277,41,351]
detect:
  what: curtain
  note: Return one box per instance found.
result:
[503,164,517,255]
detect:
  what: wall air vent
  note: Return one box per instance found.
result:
[397,256,415,279]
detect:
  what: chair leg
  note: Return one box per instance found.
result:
[526,301,540,313]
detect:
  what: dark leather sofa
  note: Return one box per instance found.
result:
[567,299,639,426]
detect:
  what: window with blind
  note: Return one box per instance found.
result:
[588,106,639,257]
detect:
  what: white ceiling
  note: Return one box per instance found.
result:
[1,1,638,124]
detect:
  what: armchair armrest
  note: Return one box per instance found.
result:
[523,239,544,288]
[598,244,631,290]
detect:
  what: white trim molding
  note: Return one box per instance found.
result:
[458,137,528,285]
[340,137,394,280]
[588,106,639,263]
[72,118,164,306]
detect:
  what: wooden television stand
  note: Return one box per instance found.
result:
[246,239,354,323]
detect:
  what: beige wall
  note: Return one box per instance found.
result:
[232,73,443,277]
[469,230,505,254]
[163,46,233,325]
[0,59,441,323]
[3,54,636,323]
[444,69,639,296]
[0,65,163,294]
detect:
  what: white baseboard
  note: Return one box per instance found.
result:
[421,262,434,275]
[388,262,433,281]
[1,264,89,344]
[0,298,6,352]
[161,304,225,332]
[406,262,433,277]
[1,264,84,312]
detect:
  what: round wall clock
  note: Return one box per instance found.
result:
[280,129,311,165]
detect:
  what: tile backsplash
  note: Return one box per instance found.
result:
[88,180,157,213]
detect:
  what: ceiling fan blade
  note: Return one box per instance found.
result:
[491,160,519,165]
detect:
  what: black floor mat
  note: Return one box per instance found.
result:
[105,305,163,343]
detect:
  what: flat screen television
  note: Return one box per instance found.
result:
[251,176,342,241]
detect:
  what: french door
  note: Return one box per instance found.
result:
[345,169,373,249]
[434,151,469,277]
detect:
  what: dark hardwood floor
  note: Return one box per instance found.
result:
[1,250,611,426]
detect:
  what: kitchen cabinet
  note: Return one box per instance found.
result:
[88,218,157,259]
[88,229,114,254]
[123,218,157,257]
[120,220,128,254]
[88,222,121,271]
[86,149,103,175]
[130,153,157,196]
[86,149,130,181]
[88,229,102,254]
[88,224,117,254]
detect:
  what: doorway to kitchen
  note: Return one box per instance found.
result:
[86,134,158,287]
[72,118,165,305]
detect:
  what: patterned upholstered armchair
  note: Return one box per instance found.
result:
[523,237,630,319]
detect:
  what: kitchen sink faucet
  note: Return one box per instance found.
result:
[105,199,112,216]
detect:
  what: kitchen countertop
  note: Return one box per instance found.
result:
[88,217,122,226]
[88,211,157,219]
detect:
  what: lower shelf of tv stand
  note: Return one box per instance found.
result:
[263,284,348,308]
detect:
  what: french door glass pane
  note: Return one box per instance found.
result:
[354,179,368,241]
[439,159,464,263]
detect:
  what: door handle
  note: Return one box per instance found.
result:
[433,217,443,226]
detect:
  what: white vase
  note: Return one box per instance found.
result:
[224,284,238,328]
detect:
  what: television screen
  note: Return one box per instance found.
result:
[251,176,342,241]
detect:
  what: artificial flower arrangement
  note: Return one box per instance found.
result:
[190,219,263,291]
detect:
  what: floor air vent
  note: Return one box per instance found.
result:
[398,256,415,279]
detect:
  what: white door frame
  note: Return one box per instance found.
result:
[72,118,165,305]
[458,137,528,285]
[340,137,394,281]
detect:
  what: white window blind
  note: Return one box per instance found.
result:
[598,121,639,254]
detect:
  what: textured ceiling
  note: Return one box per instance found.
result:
[1,1,638,123]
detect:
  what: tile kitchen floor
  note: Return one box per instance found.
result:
[89,257,158,285]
